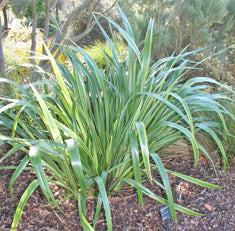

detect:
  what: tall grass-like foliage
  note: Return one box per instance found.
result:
[0,7,234,231]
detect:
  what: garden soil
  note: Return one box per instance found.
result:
[0,144,234,231]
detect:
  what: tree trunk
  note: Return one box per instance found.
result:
[71,0,118,43]
[38,0,94,69]
[38,0,118,72]
[2,6,8,38]
[30,0,38,82]
[0,0,7,10]
[0,17,6,79]
[44,0,50,39]
[42,0,50,58]
[0,17,10,95]
[0,0,8,80]
[0,0,8,37]
[56,1,59,25]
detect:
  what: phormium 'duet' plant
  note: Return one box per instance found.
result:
[0,7,234,231]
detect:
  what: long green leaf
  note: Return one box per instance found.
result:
[93,13,141,62]
[197,123,227,170]
[11,180,39,231]
[10,155,29,197]
[29,145,61,212]
[43,43,72,108]
[150,152,177,222]
[162,121,199,166]
[95,176,112,231]
[12,106,26,138]
[93,195,103,229]
[66,139,86,196]
[31,84,62,143]
[77,193,94,231]
[166,169,223,189]
[129,130,143,206]
[0,143,26,163]
[139,19,154,90]
[136,122,152,182]
[123,178,205,217]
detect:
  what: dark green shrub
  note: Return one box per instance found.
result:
[119,0,234,60]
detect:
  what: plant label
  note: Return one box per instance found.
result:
[160,205,171,221]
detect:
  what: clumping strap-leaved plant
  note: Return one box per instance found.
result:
[0,6,234,231]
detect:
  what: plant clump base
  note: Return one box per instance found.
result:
[0,144,234,231]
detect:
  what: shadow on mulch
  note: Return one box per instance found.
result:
[0,144,234,231]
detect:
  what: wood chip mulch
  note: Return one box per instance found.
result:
[0,144,234,231]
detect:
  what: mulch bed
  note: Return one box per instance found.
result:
[0,144,234,231]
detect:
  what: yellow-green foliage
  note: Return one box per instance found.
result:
[3,41,30,84]
[4,23,67,81]
[36,41,68,64]
[4,24,35,84]
[7,24,33,42]
[82,39,127,69]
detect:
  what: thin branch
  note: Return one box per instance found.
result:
[50,0,59,12]
[100,0,119,17]
[39,0,119,69]
[71,0,100,42]
[50,0,94,53]
[71,17,94,42]
[61,0,94,36]
[71,0,119,43]
[0,0,8,11]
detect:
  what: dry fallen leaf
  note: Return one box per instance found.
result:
[205,204,212,211]
[198,156,205,163]
[109,196,122,204]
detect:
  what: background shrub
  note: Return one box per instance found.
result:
[118,0,234,60]
[82,39,127,69]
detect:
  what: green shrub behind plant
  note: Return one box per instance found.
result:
[0,7,234,231]
[199,93,235,166]
[119,0,234,60]
[219,99,235,163]
[82,39,127,69]
[3,44,30,83]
